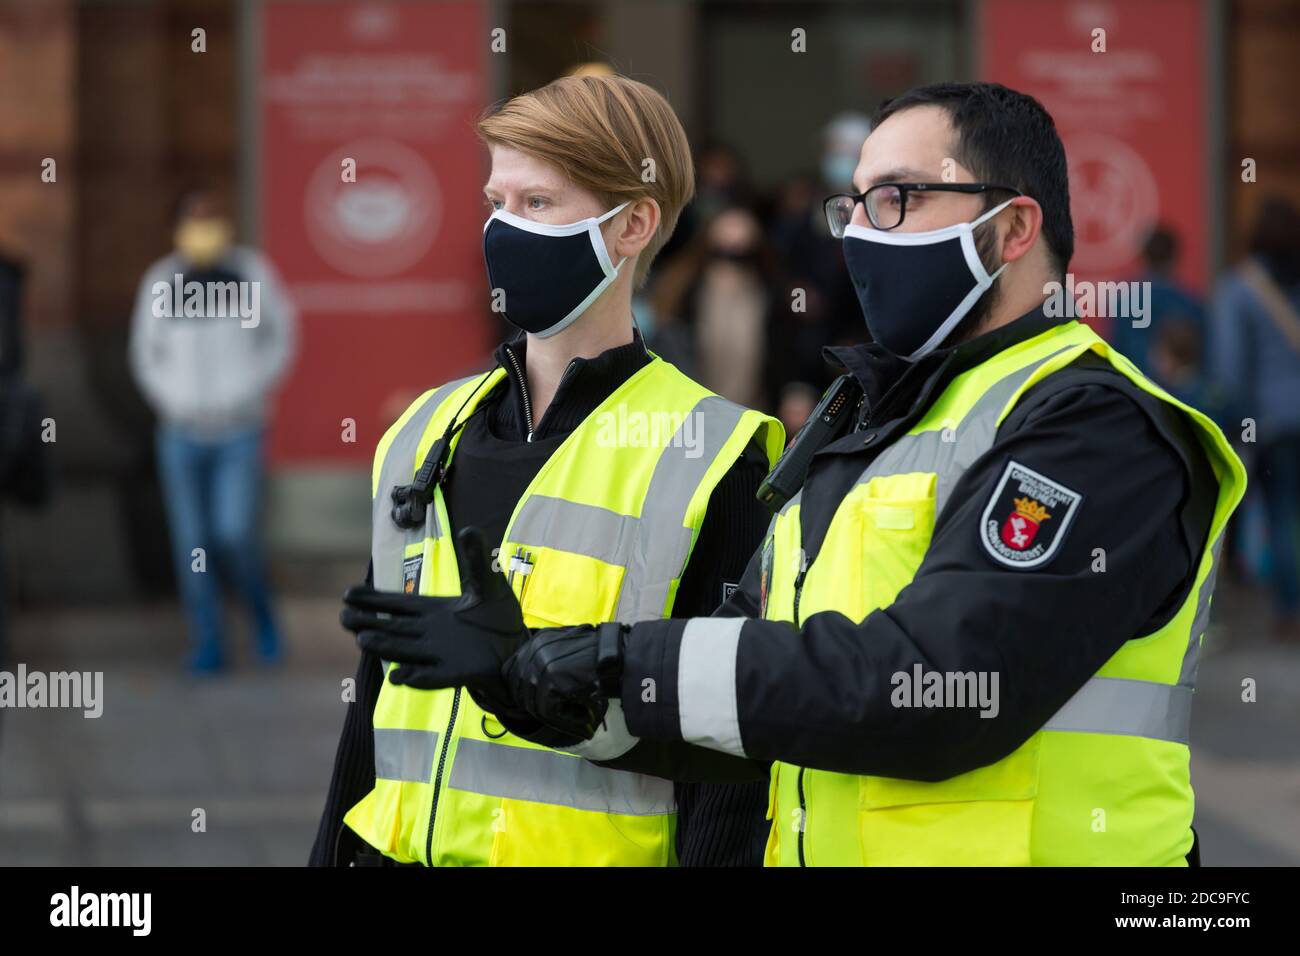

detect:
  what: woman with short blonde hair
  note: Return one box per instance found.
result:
[313,74,783,868]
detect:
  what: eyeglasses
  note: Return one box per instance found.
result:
[823,182,1023,237]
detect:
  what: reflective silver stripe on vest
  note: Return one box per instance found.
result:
[371,374,481,592]
[677,617,747,757]
[615,395,749,623]
[856,345,1076,518]
[508,495,643,569]
[447,739,676,815]
[501,394,752,625]
[1179,531,1225,687]
[374,728,441,783]
[505,398,750,624]
[1043,676,1192,745]
[376,390,750,623]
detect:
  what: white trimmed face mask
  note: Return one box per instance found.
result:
[842,197,1014,359]
[482,201,629,338]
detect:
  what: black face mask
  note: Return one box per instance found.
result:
[482,202,628,338]
[842,198,1013,359]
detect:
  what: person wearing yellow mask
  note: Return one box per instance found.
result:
[128,187,298,673]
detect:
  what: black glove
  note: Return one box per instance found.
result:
[502,621,627,742]
[340,527,527,698]
[339,528,587,747]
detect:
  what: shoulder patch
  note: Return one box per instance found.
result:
[980,460,1082,569]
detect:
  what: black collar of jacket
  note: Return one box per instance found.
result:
[824,301,1062,427]
[487,326,652,440]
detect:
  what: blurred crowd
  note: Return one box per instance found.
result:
[634,115,875,438]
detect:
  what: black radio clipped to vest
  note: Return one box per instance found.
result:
[757,373,862,513]
[390,430,454,530]
[390,371,499,531]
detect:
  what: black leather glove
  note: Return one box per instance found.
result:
[340,526,527,697]
[339,528,587,747]
[502,621,627,742]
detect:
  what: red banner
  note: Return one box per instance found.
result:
[261,0,490,464]
[980,0,1207,336]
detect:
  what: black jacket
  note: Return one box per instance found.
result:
[310,330,774,867]
[616,305,1218,786]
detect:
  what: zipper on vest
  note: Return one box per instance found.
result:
[424,687,461,865]
[792,551,810,627]
[796,767,808,866]
[792,549,810,866]
[503,346,534,442]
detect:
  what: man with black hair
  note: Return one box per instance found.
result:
[372,82,1246,866]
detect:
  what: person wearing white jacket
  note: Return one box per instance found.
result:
[128,187,297,673]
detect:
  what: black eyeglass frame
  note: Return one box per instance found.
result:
[823,182,1024,234]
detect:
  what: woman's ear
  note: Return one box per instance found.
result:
[610,198,660,261]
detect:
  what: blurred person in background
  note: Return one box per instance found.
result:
[692,141,756,225]
[0,250,53,740]
[1150,320,1212,412]
[642,141,760,362]
[1111,226,1207,379]
[767,172,862,396]
[765,114,873,401]
[1211,198,1300,641]
[820,111,873,192]
[679,205,782,409]
[128,187,297,673]
[775,380,819,445]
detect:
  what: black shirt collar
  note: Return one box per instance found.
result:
[824,301,1062,415]
[489,326,652,440]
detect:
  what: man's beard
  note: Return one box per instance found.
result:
[942,220,1002,348]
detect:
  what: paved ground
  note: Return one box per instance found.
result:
[0,578,1297,866]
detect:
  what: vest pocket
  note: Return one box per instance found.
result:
[343,780,416,863]
[857,735,1041,866]
[517,547,626,628]
[488,801,672,866]
[856,475,937,612]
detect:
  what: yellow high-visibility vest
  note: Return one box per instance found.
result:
[760,320,1245,866]
[345,355,783,865]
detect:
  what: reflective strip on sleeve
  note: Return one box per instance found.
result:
[677,617,746,757]
[1043,676,1192,745]
[447,739,675,816]
[373,728,441,783]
